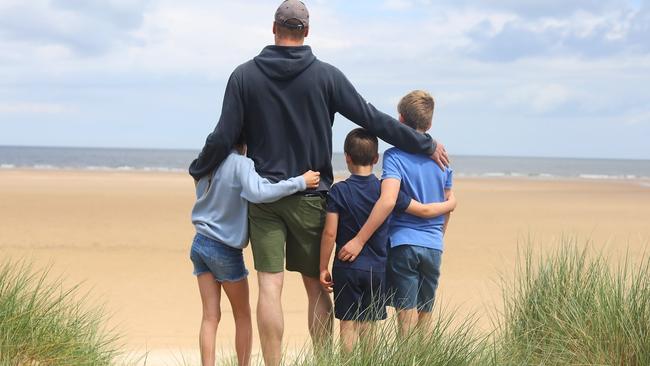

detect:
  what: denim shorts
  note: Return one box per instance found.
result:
[388,245,442,312]
[333,268,387,321]
[189,233,248,283]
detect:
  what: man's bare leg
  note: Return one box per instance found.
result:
[257,272,284,366]
[197,273,222,366]
[301,275,333,351]
[222,279,253,366]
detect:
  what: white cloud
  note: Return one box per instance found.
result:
[0,1,649,157]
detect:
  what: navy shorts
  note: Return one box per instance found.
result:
[189,233,248,283]
[333,268,387,321]
[388,245,442,312]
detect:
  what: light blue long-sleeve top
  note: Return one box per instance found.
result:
[191,151,306,249]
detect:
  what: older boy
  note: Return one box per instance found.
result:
[320,128,455,352]
[338,91,453,336]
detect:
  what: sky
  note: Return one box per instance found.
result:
[1,0,649,159]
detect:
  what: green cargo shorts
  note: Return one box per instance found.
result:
[249,195,326,278]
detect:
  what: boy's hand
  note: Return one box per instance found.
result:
[338,237,364,262]
[431,142,450,170]
[302,170,321,189]
[447,191,457,211]
[319,269,334,293]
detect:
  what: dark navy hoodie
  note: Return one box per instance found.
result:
[189,45,436,190]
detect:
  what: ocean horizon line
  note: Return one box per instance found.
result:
[1,144,649,162]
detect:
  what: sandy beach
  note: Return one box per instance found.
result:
[1,169,649,363]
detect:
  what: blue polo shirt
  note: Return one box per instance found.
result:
[326,174,411,272]
[382,148,453,251]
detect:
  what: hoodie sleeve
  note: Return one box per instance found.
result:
[331,68,436,156]
[189,71,245,180]
[238,158,307,204]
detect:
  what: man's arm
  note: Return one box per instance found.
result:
[338,178,401,262]
[189,72,245,181]
[331,69,449,169]
[319,212,338,293]
[405,191,457,218]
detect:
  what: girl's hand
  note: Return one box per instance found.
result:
[302,170,321,189]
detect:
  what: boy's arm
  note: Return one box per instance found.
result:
[443,189,453,234]
[239,160,317,203]
[404,191,457,218]
[319,212,338,293]
[338,178,401,262]
[189,72,244,181]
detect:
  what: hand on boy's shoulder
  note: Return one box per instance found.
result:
[431,142,450,171]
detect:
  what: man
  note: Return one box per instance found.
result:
[189,1,449,364]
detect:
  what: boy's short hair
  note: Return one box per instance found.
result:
[398,90,435,131]
[344,128,378,166]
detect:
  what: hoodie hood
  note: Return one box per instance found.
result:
[254,45,316,81]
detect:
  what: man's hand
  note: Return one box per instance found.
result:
[302,170,321,189]
[338,237,364,262]
[319,269,334,293]
[431,142,450,170]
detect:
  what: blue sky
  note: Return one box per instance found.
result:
[1,0,649,159]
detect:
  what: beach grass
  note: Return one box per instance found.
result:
[3,241,650,366]
[0,261,120,366]
[289,304,489,366]
[494,243,650,365]
[279,242,650,366]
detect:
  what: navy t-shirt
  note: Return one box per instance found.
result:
[326,174,411,272]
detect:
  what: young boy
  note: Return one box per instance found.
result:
[190,134,320,366]
[338,91,453,336]
[319,128,455,352]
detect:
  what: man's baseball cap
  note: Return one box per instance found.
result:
[275,0,309,30]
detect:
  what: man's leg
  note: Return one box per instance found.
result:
[257,272,285,366]
[249,202,289,366]
[281,196,332,350]
[302,275,333,350]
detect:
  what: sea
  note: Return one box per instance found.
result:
[1,146,649,182]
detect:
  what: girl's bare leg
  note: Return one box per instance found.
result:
[197,273,222,366]
[222,278,253,366]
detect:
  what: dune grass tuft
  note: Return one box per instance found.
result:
[495,243,650,365]
[287,301,489,366]
[0,261,120,365]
